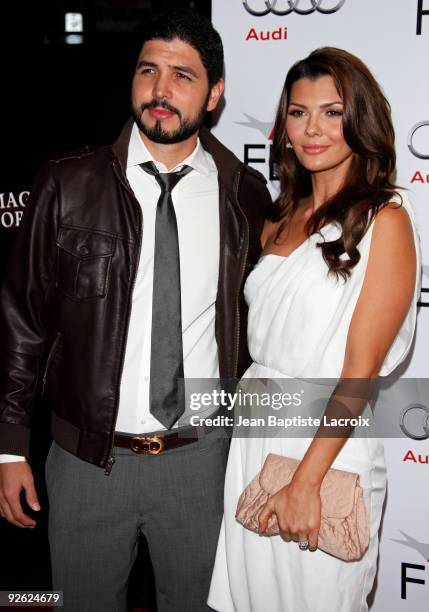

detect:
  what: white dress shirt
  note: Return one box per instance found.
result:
[116,124,220,433]
[0,123,220,461]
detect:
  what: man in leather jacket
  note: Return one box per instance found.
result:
[0,10,270,612]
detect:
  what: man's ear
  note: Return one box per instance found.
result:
[206,79,225,112]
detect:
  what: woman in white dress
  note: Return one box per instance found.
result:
[208,48,420,612]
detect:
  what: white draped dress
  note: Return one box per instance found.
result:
[208,193,420,612]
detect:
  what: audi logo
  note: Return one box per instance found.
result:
[400,404,429,440]
[408,121,429,160]
[243,0,346,16]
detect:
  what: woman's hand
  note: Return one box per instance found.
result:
[258,478,322,551]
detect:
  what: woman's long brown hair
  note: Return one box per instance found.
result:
[271,47,400,280]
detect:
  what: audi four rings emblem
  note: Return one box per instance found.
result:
[400,404,429,440]
[408,121,429,160]
[242,0,346,16]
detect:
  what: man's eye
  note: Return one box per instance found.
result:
[176,72,191,81]
[140,68,155,75]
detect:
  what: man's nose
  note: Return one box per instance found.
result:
[153,73,172,100]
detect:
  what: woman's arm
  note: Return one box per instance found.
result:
[259,204,417,548]
[293,204,416,483]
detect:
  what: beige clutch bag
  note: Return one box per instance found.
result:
[235,453,369,561]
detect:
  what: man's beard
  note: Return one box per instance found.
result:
[132,95,209,144]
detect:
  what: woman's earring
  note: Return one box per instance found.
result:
[286,141,293,149]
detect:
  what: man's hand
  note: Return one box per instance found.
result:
[0,462,41,528]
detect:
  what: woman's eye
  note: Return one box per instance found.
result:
[288,110,304,117]
[326,109,343,117]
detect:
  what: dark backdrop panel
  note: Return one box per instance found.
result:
[1,2,211,609]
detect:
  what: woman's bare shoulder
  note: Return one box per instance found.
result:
[372,201,414,245]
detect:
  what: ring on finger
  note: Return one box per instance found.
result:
[298,539,309,551]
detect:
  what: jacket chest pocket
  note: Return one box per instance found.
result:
[56,227,115,300]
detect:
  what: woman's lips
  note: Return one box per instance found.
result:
[148,107,176,120]
[302,144,330,155]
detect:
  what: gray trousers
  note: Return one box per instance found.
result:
[45,431,229,612]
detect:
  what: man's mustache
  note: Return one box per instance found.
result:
[140,99,182,120]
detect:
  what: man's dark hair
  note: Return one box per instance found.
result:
[140,10,224,87]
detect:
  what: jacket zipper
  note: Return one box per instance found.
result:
[232,168,249,378]
[105,159,143,475]
[42,332,61,395]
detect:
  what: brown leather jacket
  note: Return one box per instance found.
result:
[0,119,270,468]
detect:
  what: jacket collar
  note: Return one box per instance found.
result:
[112,118,242,195]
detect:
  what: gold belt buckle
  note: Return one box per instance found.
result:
[130,434,165,455]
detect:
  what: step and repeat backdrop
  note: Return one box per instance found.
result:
[212,1,428,610]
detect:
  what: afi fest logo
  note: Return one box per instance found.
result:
[235,114,277,180]
[417,0,429,34]
[392,532,429,600]
[243,0,346,16]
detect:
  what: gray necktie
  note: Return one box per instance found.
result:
[140,161,192,429]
